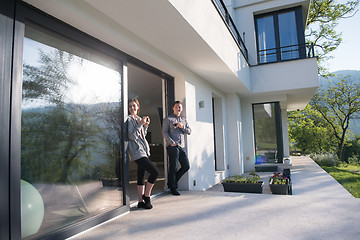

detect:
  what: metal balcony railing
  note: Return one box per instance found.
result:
[257,43,315,64]
[211,0,248,61]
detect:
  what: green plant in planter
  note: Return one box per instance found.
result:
[222,178,231,183]
[269,171,290,194]
[224,172,261,184]
[222,172,263,193]
[269,172,288,183]
[272,178,288,185]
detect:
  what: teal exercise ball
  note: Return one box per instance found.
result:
[21,180,45,238]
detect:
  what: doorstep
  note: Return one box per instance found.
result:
[255,163,292,172]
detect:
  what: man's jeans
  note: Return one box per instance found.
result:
[167,145,190,190]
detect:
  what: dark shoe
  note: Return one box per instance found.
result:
[137,201,146,208]
[142,195,153,209]
[170,189,180,196]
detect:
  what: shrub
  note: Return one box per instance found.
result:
[348,155,360,166]
[343,137,360,163]
[311,153,338,167]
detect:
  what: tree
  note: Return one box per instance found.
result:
[306,0,359,76]
[311,75,360,161]
[288,105,337,154]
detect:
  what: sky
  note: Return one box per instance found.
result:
[325,2,360,73]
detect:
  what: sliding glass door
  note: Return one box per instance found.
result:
[253,102,284,164]
[21,24,124,239]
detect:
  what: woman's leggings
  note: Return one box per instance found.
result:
[135,157,159,185]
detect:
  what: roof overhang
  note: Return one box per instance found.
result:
[24,0,251,94]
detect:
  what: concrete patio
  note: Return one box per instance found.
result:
[68,156,360,240]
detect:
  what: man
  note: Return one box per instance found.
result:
[162,101,191,196]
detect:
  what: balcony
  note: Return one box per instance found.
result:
[211,0,248,62]
[250,56,319,110]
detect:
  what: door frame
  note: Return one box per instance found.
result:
[126,57,175,194]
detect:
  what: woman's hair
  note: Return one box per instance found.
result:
[129,98,140,115]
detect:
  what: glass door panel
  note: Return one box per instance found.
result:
[256,15,277,63]
[278,11,299,60]
[127,63,165,202]
[253,103,278,163]
[21,25,123,239]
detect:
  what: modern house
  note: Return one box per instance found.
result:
[0,0,318,239]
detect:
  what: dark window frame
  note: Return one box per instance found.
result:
[0,1,16,239]
[254,6,306,64]
[6,1,174,239]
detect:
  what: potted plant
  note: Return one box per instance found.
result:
[269,172,290,195]
[97,164,121,187]
[222,172,264,194]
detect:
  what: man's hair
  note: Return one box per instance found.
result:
[173,101,182,107]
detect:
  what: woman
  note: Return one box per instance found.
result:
[127,98,159,209]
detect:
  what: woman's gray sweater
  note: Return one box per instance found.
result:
[126,115,150,161]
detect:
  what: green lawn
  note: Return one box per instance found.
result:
[321,164,360,198]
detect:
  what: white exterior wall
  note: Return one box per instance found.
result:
[184,75,229,190]
[225,93,244,175]
[282,109,290,158]
[240,99,256,172]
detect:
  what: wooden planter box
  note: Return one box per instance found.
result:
[269,179,290,195]
[222,181,264,194]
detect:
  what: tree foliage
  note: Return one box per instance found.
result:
[310,75,360,161]
[306,0,359,76]
[288,105,337,154]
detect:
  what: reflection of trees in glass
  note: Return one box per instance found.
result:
[95,105,123,182]
[255,118,276,149]
[254,105,277,150]
[21,49,101,183]
[22,105,99,183]
[23,50,74,104]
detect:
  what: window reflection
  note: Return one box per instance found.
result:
[256,9,302,63]
[256,15,277,63]
[279,11,299,60]
[253,103,278,164]
[21,25,123,239]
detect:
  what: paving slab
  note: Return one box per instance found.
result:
[69,156,360,240]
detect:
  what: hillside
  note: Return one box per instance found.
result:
[320,70,360,85]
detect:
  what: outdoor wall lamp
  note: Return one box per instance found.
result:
[199,101,205,108]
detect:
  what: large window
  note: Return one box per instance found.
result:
[21,24,124,239]
[253,102,283,164]
[255,7,305,64]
